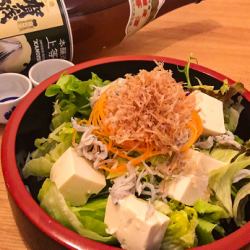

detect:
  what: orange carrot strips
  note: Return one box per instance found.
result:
[180,111,203,152]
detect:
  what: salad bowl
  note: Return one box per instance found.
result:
[1,55,250,250]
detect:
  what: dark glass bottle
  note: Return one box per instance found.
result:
[0,0,202,73]
[65,0,202,62]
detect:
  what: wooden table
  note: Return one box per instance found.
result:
[1,0,250,249]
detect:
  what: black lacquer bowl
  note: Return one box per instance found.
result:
[2,56,250,250]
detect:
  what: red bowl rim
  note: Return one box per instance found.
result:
[1,55,250,250]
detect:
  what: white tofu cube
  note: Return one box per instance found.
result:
[50,147,106,206]
[185,149,226,174]
[105,195,169,250]
[164,175,209,206]
[194,91,226,136]
[163,149,226,206]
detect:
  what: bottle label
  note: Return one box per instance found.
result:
[0,0,73,73]
[126,0,165,36]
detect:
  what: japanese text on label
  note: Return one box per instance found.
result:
[0,0,45,24]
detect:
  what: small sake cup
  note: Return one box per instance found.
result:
[0,73,32,124]
[28,59,74,87]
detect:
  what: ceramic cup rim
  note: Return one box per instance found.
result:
[0,72,33,106]
[28,58,75,87]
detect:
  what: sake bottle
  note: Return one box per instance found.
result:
[0,0,202,73]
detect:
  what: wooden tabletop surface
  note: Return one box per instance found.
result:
[1,0,250,249]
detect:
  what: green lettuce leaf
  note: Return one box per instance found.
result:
[209,148,240,164]
[22,156,53,178]
[177,55,198,88]
[190,79,230,96]
[146,155,170,167]
[71,199,109,237]
[195,218,225,245]
[45,73,109,129]
[244,139,250,149]
[233,182,250,226]
[193,200,229,223]
[209,158,250,216]
[167,199,185,211]
[225,107,240,132]
[38,179,117,244]
[194,201,227,245]
[178,57,245,134]
[233,169,250,183]
[178,57,229,96]
[177,56,244,98]
[153,200,172,215]
[22,122,74,178]
[161,206,198,249]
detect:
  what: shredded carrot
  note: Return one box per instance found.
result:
[193,111,203,136]
[85,69,200,166]
[99,164,127,174]
[180,111,203,152]
[87,91,107,127]
[96,158,117,167]
[119,140,151,153]
[88,84,118,130]
[72,129,77,147]
[107,140,133,160]
[98,166,110,172]
[180,123,198,152]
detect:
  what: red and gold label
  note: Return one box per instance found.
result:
[126,0,165,36]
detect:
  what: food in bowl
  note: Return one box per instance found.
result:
[19,58,250,250]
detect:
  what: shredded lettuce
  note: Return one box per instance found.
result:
[167,199,185,211]
[23,65,250,249]
[145,155,170,169]
[71,199,111,237]
[45,73,109,129]
[161,205,198,249]
[191,79,230,96]
[224,96,244,133]
[193,200,228,244]
[177,56,198,88]
[244,139,250,149]
[153,200,172,215]
[38,179,117,244]
[23,73,109,178]
[22,156,53,179]
[22,122,74,178]
[209,148,240,163]
[192,200,228,245]
[233,169,250,183]
[178,56,229,95]
[195,218,225,245]
[193,200,229,223]
[225,107,241,132]
[209,157,250,216]
[179,56,245,134]
[232,182,250,226]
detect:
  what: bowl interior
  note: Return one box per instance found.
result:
[10,58,250,249]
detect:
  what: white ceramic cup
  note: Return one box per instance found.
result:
[0,73,32,124]
[28,59,74,87]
